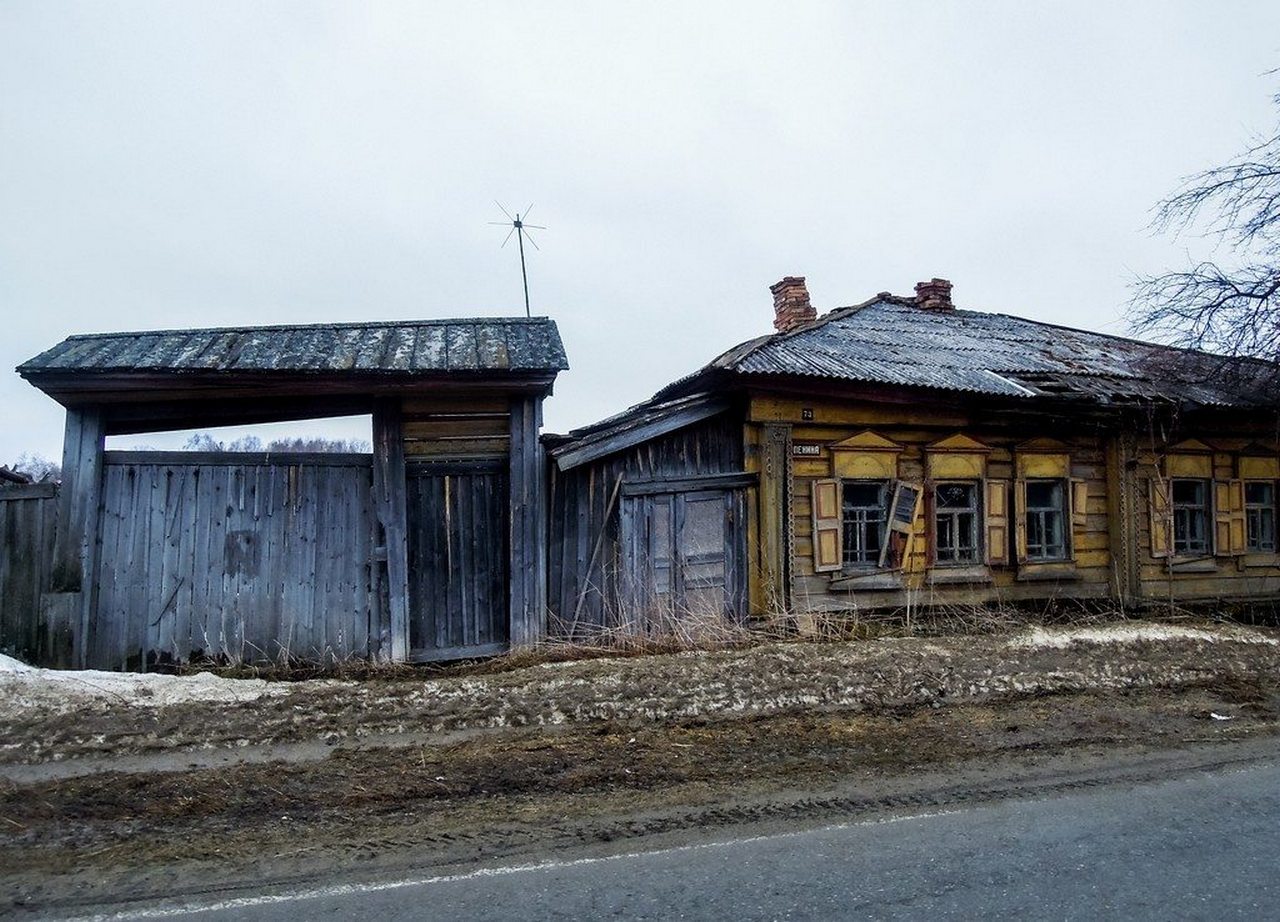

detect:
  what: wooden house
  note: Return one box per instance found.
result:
[546,277,1280,633]
[14,317,567,668]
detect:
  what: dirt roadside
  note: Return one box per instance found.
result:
[4,622,1280,916]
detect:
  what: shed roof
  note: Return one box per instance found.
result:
[661,295,1279,409]
[19,317,568,377]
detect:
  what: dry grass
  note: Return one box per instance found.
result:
[172,597,1275,682]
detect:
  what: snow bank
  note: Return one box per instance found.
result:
[1006,623,1279,650]
[0,653,286,713]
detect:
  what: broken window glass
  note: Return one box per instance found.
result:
[934,481,980,564]
[1245,481,1276,552]
[1171,479,1210,555]
[1025,479,1068,561]
[841,480,888,567]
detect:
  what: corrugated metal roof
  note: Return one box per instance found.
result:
[18,317,568,376]
[694,297,1277,408]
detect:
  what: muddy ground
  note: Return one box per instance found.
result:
[4,622,1280,916]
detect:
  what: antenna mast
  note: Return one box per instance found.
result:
[490,202,546,318]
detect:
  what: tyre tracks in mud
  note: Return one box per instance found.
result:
[7,684,1280,917]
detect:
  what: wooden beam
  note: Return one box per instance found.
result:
[508,395,547,647]
[0,483,58,501]
[372,399,410,662]
[620,472,757,496]
[46,407,105,667]
[103,451,372,467]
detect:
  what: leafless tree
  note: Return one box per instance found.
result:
[1132,78,1280,363]
[9,452,61,483]
[181,432,370,453]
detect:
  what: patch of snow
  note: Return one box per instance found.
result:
[0,653,38,673]
[1006,623,1279,650]
[0,654,287,713]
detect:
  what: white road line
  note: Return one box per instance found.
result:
[56,807,963,921]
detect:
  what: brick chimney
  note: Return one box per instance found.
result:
[771,276,816,332]
[914,278,954,310]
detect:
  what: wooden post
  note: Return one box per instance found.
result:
[759,423,791,613]
[508,394,546,648]
[46,406,105,667]
[372,398,410,661]
[1106,430,1141,607]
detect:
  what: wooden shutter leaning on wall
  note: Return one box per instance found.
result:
[1012,479,1028,563]
[811,479,842,573]
[1070,478,1089,561]
[1148,477,1172,559]
[1071,479,1089,529]
[985,479,1010,566]
[879,481,922,570]
[1214,479,1246,556]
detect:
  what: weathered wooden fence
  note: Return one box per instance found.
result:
[90,452,379,669]
[0,484,59,663]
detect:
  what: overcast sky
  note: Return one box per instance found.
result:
[2,2,1278,461]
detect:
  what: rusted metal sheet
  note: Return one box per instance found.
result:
[19,318,568,376]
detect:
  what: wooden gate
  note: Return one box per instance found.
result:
[406,461,510,660]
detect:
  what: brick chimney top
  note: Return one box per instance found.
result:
[914,278,954,311]
[771,276,816,332]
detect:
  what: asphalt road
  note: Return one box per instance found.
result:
[67,756,1280,921]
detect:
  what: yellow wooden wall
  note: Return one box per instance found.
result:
[746,394,1280,613]
[747,395,1113,613]
[1134,439,1280,603]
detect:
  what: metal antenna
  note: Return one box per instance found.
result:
[489,202,546,318]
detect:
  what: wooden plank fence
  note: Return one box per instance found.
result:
[0,484,59,663]
[90,452,378,669]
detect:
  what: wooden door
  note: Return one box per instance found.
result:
[406,461,509,660]
[622,488,745,632]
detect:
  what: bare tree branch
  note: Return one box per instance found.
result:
[1132,77,1280,367]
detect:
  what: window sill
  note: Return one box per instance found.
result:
[1242,553,1280,569]
[925,566,992,586]
[1165,556,1218,573]
[829,571,904,592]
[1015,562,1079,583]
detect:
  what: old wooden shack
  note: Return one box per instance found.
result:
[12,317,567,668]
[545,277,1280,632]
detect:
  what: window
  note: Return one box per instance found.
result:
[1245,481,1276,552]
[934,481,981,564]
[842,481,888,567]
[1024,479,1068,561]
[812,478,922,573]
[1171,479,1210,555]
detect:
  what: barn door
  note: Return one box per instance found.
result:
[406,461,509,660]
[623,488,745,633]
